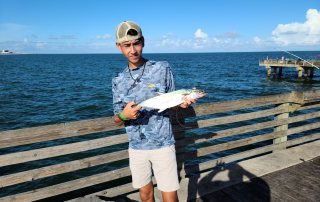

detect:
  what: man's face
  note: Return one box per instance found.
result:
[117,37,144,67]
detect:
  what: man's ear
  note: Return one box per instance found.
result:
[141,37,145,47]
[116,43,122,51]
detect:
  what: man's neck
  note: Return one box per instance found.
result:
[128,58,145,69]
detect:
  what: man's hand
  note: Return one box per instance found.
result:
[180,96,196,108]
[122,101,142,120]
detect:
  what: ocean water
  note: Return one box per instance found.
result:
[1,52,319,132]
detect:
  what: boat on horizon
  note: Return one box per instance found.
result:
[0,49,16,54]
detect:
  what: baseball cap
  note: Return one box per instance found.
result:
[115,21,143,43]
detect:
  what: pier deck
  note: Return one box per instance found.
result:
[71,140,320,202]
[195,143,320,202]
[259,59,320,78]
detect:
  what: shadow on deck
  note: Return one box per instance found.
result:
[195,156,320,202]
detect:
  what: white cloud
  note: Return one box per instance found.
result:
[49,35,77,40]
[194,29,208,39]
[253,36,262,44]
[96,34,112,40]
[272,8,320,45]
[153,29,246,52]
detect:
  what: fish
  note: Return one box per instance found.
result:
[138,88,207,112]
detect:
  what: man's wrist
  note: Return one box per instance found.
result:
[113,113,124,126]
[119,111,128,121]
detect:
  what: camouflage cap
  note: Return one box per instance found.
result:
[115,21,143,43]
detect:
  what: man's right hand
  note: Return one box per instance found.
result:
[122,101,142,120]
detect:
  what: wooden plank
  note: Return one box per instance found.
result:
[177,92,297,118]
[283,169,320,201]
[304,89,320,102]
[197,189,235,202]
[0,117,123,149]
[0,150,128,188]
[0,90,313,149]
[287,122,320,136]
[1,114,319,186]
[176,110,320,148]
[273,103,289,150]
[174,104,287,132]
[0,167,132,202]
[178,130,286,162]
[179,133,320,177]
[298,102,320,111]
[5,105,318,167]
[86,139,320,200]
[3,93,286,148]
[221,186,251,201]
[0,91,308,149]
[0,134,128,167]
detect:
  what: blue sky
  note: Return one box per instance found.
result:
[0,0,319,53]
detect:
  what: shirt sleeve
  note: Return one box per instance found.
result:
[165,64,175,93]
[112,78,123,115]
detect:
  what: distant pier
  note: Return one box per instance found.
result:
[259,58,320,78]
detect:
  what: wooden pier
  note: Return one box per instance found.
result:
[0,90,320,201]
[259,59,320,78]
[196,155,320,202]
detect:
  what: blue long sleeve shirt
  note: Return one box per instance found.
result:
[112,60,176,150]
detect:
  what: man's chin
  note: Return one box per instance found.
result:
[129,57,141,65]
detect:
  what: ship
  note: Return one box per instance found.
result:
[0,50,15,54]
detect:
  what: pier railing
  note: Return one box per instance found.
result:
[1,90,320,201]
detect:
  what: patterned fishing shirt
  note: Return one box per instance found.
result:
[112,60,176,150]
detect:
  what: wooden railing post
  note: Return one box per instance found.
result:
[273,103,290,151]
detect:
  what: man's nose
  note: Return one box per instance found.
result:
[129,44,137,53]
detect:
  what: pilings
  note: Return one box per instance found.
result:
[265,65,315,79]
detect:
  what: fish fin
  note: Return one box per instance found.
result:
[158,108,167,113]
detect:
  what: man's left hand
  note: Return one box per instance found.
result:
[180,96,196,108]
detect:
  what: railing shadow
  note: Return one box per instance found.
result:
[192,162,271,202]
[171,106,201,201]
[171,107,271,202]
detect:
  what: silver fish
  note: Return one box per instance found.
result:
[138,88,207,112]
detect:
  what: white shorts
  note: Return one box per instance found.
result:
[128,145,180,192]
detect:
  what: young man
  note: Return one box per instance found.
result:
[112,21,193,202]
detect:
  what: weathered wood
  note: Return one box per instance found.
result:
[0,150,128,188]
[189,104,286,129]
[273,103,289,150]
[0,134,128,167]
[179,133,320,177]
[177,130,287,163]
[0,117,123,149]
[287,122,320,136]
[176,110,320,149]
[5,105,318,167]
[299,103,320,111]
[196,157,320,202]
[179,92,297,118]
[178,121,320,163]
[304,89,320,103]
[0,167,132,202]
[0,91,305,149]
[1,90,319,201]
[173,104,287,137]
